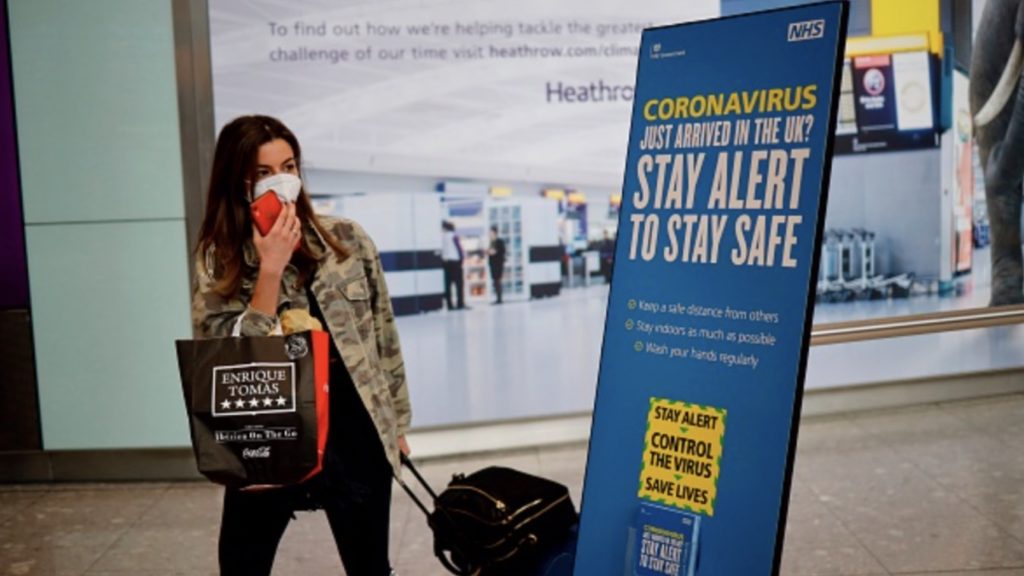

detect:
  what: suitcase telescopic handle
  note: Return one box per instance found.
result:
[397,454,481,576]
[395,452,440,519]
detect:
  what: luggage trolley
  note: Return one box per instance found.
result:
[854,228,875,280]
[817,229,853,302]
[847,228,884,299]
[837,229,855,284]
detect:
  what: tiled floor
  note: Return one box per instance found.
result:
[2,393,1023,575]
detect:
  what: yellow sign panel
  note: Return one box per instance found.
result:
[870,0,942,55]
[639,398,726,517]
[845,34,930,58]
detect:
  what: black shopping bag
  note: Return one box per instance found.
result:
[175,330,329,488]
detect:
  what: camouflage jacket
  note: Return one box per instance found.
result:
[191,216,412,474]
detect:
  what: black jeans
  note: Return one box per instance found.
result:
[219,356,393,575]
[491,271,503,302]
[218,473,392,576]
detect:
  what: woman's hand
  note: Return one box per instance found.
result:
[249,202,300,317]
[398,435,411,456]
[254,202,300,277]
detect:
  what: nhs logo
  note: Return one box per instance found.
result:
[788,19,825,41]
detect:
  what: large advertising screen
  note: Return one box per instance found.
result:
[208,0,720,429]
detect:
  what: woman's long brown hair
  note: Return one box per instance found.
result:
[196,115,349,297]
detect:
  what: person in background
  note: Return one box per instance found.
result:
[600,229,616,284]
[192,114,411,576]
[441,220,468,310]
[488,225,507,304]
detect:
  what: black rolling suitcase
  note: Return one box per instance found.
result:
[397,454,578,575]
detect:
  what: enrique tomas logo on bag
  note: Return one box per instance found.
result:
[211,362,296,417]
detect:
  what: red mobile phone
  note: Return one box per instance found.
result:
[251,192,283,236]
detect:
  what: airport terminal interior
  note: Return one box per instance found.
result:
[3,0,1024,574]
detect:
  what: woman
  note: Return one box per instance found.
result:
[192,115,411,576]
[487,225,506,304]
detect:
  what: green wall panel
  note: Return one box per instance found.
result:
[26,221,192,449]
[8,0,184,224]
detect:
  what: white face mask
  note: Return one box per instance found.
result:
[252,173,302,203]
